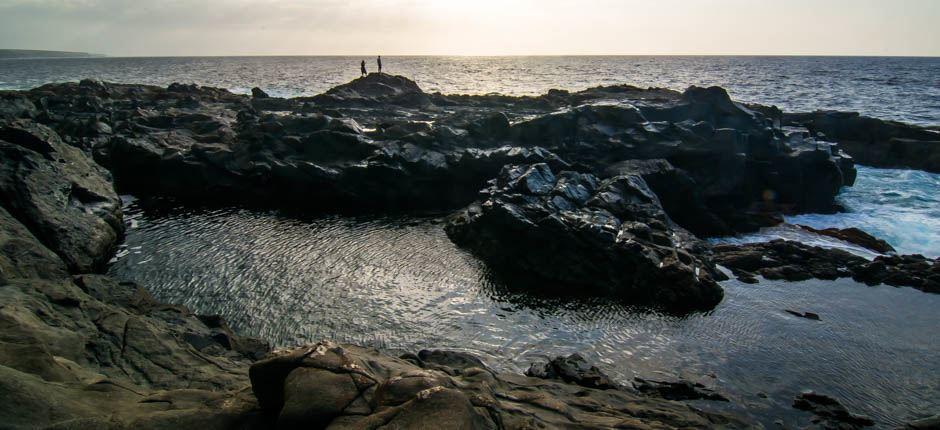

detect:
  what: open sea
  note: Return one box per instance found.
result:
[3,55,937,427]
[1,55,939,125]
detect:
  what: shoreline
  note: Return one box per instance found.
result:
[2,75,938,428]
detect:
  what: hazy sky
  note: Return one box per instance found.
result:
[1,0,938,56]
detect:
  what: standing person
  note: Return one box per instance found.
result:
[360,60,367,76]
[377,55,383,73]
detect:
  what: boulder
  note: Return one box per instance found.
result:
[447,163,725,311]
[524,353,619,390]
[0,120,122,272]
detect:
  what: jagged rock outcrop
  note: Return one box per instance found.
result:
[713,240,940,293]
[2,76,860,234]
[446,163,725,311]
[509,86,857,233]
[782,110,940,173]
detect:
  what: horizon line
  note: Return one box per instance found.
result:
[6,52,939,59]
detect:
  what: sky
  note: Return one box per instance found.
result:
[1,0,938,57]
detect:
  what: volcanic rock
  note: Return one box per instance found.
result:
[446,163,725,311]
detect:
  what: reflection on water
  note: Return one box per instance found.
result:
[108,197,940,428]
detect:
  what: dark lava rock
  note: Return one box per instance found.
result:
[793,391,875,429]
[309,73,430,107]
[713,240,940,294]
[525,353,619,390]
[784,110,940,173]
[604,158,733,235]
[785,309,821,320]
[798,225,896,254]
[509,86,856,233]
[632,377,729,402]
[9,76,870,237]
[250,87,269,98]
[446,163,725,311]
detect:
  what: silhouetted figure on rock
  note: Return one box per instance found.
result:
[377,56,383,73]
[360,60,366,76]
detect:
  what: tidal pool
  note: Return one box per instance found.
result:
[109,196,939,428]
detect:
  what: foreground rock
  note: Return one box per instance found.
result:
[713,240,940,293]
[250,343,748,429]
[446,163,726,311]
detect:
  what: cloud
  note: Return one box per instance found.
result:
[1,0,938,56]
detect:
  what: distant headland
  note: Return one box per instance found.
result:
[0,49,105,59]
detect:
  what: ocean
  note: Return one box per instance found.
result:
[1,55,938,125]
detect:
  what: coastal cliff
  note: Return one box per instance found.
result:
[2,74,937,428]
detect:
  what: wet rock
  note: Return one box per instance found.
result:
[797,225,896,254]
[447,163,725,311]
[604,158,731,235]
[524,353,619,390]
[793,391,875,429]
[713,239,940,294]
[251,87,269,98]
[633,377,730,402]
[785,309,821,320]
[784,110,940,173]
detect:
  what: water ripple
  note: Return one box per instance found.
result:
[110,192,939,427]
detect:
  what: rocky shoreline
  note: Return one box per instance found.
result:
[2,74,938,428]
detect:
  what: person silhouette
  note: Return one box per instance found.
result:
[360,60,367,76]
[377,56,383,73]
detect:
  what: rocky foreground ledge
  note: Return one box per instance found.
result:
[2,74,939,428]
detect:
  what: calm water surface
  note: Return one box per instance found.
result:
[2,56,938,125]
[108,167,940,428]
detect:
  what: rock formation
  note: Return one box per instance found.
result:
[713,240,940,293]
[446,163,726,311]
[0,94,753,429]
[782,110,940,173]
[0,74,934,427]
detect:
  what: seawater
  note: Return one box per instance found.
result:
[717,166,940,258]
[108,166,940,428]
[2,55,938,125]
